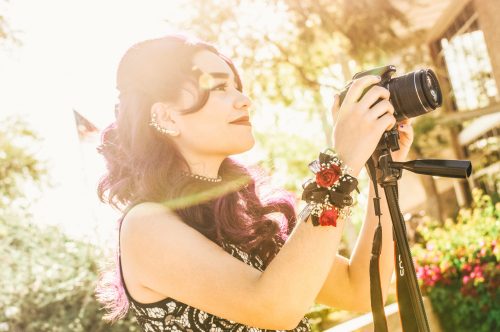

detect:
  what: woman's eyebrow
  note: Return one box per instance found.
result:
[209,72,238,87]
[208,72,229,77]
[208,72,232,80]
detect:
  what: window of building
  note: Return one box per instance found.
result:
[432,2,498,111]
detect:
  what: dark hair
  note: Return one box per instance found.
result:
[95,34,297,321]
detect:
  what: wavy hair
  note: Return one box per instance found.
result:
[95,34,297,322]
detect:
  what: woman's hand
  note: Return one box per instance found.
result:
[331,75,397,176]
[390,118,414,162]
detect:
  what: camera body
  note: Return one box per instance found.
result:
[338,65,442,122]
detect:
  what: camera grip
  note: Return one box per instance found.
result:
[337,65,396,106]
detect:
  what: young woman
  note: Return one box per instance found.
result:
[96,34,413,331]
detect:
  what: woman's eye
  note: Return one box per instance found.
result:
[212,83,228,92]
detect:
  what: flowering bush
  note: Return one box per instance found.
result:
[412,189,500,332]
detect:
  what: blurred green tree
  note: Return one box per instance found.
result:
[0,118,139,330]
[0,0,20,46]
[0,116,50,209]
[0,206,140,331]
[0,8,8,41]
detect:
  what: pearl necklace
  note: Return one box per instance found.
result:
[181,171,222,183]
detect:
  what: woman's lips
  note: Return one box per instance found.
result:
[230,121,252,126]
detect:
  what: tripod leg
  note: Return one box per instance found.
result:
[395,247,419,332]
[384,184,430,332]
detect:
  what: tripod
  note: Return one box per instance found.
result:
[367,129,472,332]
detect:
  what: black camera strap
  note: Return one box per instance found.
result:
[366,158,419,332]
[366,158,389,332]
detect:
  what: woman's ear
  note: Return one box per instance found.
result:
[150,102,180,137]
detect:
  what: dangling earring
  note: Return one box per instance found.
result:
[149,112,179,136]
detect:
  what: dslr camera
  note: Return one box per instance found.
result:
[338,65,442,122]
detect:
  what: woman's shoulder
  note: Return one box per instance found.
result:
[125,201,174,218]
[120,201,181,248]
[125,200,183,223]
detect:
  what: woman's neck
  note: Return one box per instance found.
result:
[180,150,226,179]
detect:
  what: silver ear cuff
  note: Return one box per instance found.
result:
[149,112,179,136]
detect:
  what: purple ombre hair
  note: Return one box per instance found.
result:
[95,34,297,322]
[95,219,129,321]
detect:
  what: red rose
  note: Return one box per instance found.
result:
[319,208,338,227]
[316,164,341,188]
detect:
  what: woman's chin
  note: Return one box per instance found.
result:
[244,136,256,151]
[230,137,255,155]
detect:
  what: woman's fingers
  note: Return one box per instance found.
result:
[377,112,397,132]
[398,118,413,127]
[343,75,382,106]
[368,99,395,120]
[357,85,390,111]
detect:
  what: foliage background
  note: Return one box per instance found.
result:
[412,190,500,332]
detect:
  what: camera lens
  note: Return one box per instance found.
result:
[388,69,442,121]
[421,70,442,109]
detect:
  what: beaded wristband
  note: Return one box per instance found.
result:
[301,148,359,227]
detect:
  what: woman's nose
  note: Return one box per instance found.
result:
[234,92,252,110]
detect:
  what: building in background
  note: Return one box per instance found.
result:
[428,0,499,204]
[387,0,499,222]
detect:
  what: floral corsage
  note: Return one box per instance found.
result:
[301,148,359,227]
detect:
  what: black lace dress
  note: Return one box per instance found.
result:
[118,222,311,332]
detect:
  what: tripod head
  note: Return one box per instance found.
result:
[370,126,472,183]
[390,159,472,179]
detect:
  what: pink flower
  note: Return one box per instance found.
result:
[416,266,425,279]
[472,265,484,281]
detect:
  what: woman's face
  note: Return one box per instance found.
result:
[160,49,254,159]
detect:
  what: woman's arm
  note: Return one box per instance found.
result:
[315,181,395,312]
[315,119,414,311]
[122,202,347,330]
